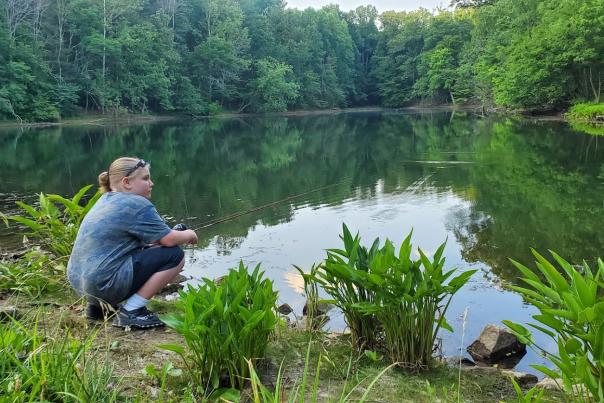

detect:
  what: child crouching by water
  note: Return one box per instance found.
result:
[67,157,198,329]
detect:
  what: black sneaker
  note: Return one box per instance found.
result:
[86,302,118,321]
[112,306,165,329]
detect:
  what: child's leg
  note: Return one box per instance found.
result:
[113,246,185,328]
[126,245,185,302]
[135,259,184,299]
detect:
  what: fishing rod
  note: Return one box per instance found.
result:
[185,178,351,232]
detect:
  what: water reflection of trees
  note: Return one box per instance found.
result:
[1,114,602,284]
[449,118,604,281]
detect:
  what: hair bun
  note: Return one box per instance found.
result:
[98,171,111,193]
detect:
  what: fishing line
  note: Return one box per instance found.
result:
[189,178,352,232]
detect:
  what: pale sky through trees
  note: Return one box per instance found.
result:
[285,0,448,12]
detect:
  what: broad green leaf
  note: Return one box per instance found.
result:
[532,249,569,292]
[530,364,560,380]
[157,343,185,355]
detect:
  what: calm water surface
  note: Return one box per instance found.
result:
[1,111,603,373]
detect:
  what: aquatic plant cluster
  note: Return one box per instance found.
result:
[1,186,602,401]
[313,225,476,371]
[159,263,278,393]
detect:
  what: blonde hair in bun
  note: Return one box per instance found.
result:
[99,157,147,193]
[98,171,111,193]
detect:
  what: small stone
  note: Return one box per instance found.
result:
[501,370,538,386]
[277,303,294,315]
[302,300,333,316]
[164,292,179,301]
[445,355,475,367]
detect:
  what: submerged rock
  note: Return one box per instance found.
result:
[467,324,526,364]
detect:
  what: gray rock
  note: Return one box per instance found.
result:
[467,324,526,363]
[501,370,538,387]
[277,303,294,315]
[535,377,562,390]
[302,300,333,316]
[445,355,476,367]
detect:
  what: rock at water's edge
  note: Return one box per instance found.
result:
[467,324,526,363]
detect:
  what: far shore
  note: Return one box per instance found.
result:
[0,104,587,129]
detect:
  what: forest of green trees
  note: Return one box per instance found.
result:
[0,0,602,122]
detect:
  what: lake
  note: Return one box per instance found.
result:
[1,110,602,373]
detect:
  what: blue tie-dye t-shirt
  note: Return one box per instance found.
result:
[67,192,171,304]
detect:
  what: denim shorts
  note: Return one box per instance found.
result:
[127,245,184,297]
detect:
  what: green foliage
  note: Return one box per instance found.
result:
[143,361,183,402]
[0,0,602,119]
[160,262,278,394]
[0,315,120,401]
[249,58,300,112]
[0,250,65,297]
[356,233,475,371]
[567,103,604,120]
[3,185,100,257]
[510,377,545,402]
[247,344,396,402]
[503,250,604,401]
[294,264,326,332]
[314,224,475,370]
[313,224,382,350]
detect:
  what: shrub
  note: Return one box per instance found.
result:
[160,262,278,394]
[503,249,604,402]
[314,224,475,370]
[1,185,100,257]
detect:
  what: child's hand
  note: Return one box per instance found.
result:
[186,230,198,245]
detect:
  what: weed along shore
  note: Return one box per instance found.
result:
[6,187,597,401]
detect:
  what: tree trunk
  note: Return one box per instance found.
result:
[449,89,456,105]
[57,0,65,82]
[589,67,601,103]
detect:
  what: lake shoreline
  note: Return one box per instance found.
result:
[0,104,574,129]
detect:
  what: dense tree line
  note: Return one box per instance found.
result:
[0,0,601,121]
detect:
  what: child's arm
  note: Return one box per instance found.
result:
[158,229,198,247]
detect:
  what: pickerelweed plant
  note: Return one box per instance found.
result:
[503,250,604,402]
[1,185,100,258]
[313,224,476,371]
[313,224,382,350]
[159,262,278,395]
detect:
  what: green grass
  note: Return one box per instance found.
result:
[0,293,567,402]
[0,312,121,401]
[566,103,604,120]
[264,328,564,402]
